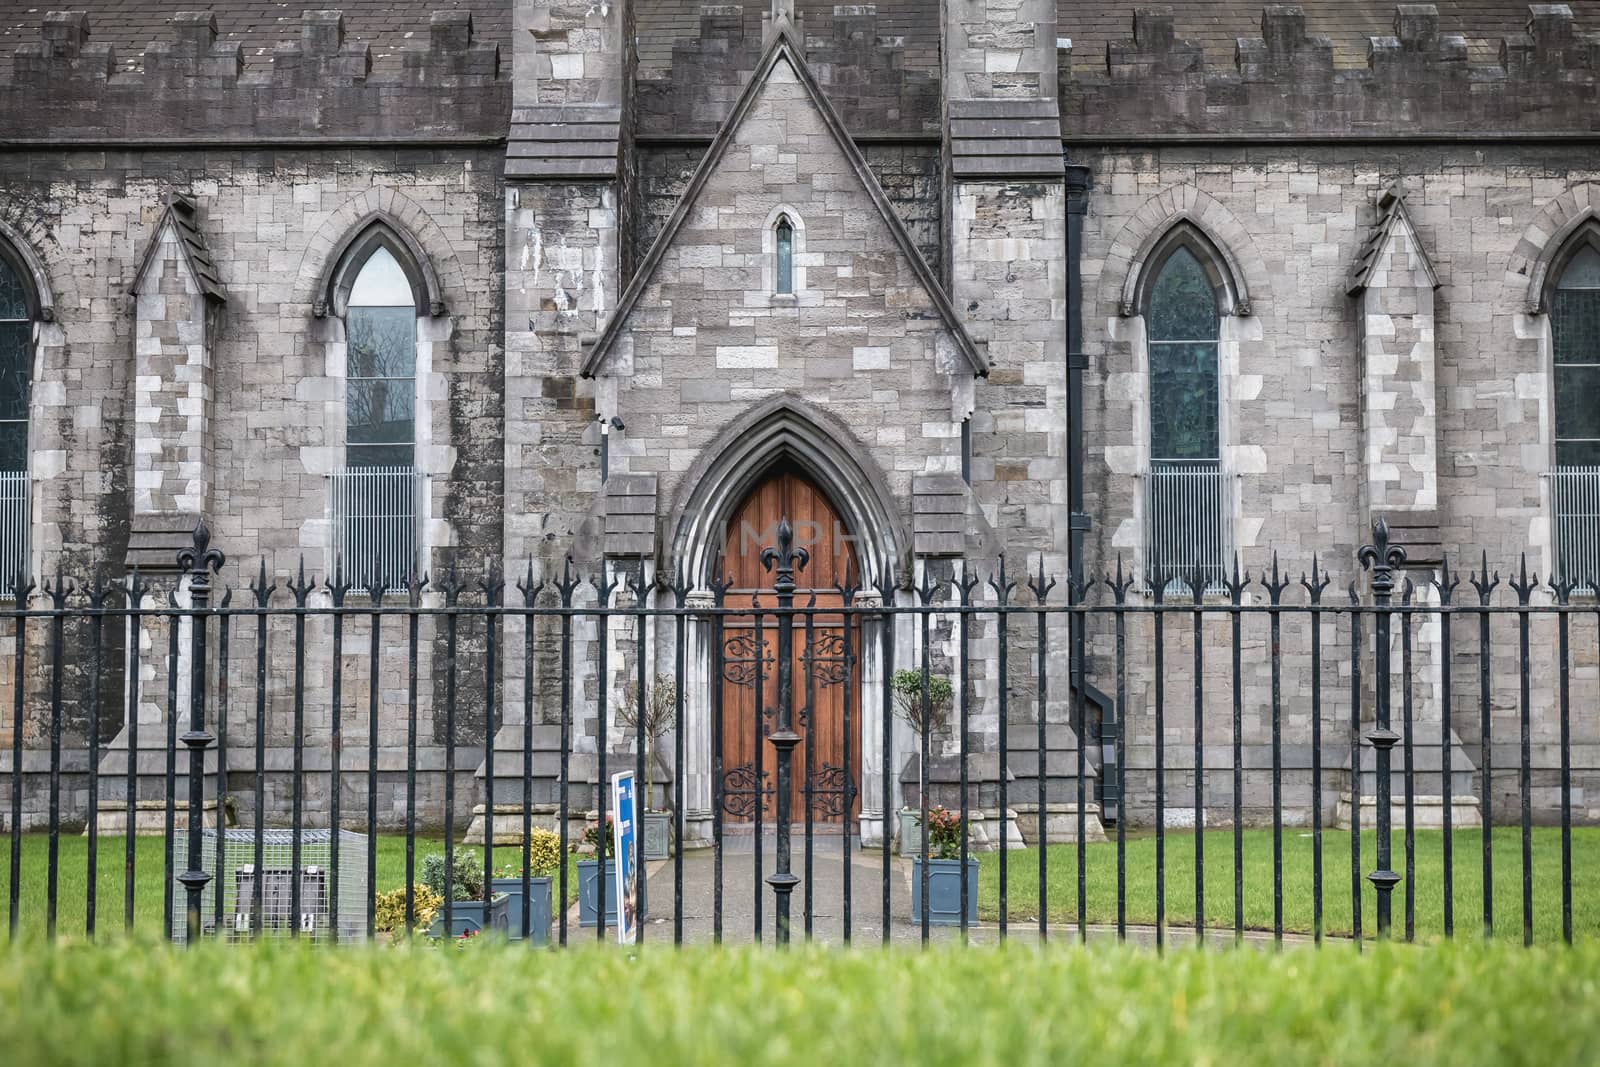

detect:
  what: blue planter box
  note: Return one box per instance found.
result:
[910,858,980,926]
[577,858,618,928]
[426,893,511,939]
[492,877,553,944]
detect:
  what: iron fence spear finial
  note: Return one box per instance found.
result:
[176,520,224,945]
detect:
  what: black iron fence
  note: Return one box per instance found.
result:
[1,518,1595,947]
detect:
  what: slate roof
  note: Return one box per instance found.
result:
[635,0,942,80]
[0,0,510,78]
[634,0,1600,74]
[131,192,227,303]
[5,2,1593,85]
[1347,184,1438,295]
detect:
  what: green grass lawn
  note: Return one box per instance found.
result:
[978,827,1600,942]
[1,938,1596,1066]
[4,827,1595,944]
[0,833,586,940]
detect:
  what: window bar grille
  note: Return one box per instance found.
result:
[0,471,28,598]
[329,468,423,591]
[1548,467,1600,590]
[1143,460,1231,595]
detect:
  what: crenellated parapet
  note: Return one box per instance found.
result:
[1060,4,1600,137]
[0,10,507,142]
[636,3,940,135]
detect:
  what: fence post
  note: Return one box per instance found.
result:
[1358,518,1405,938]
[177,521,224,945]
[763,518,807,945]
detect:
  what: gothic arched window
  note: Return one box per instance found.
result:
[1549,237,1600,585]
[1554,242,1600,467]
[328,232,425,588]
[0,245,33,591]
[345,245,417,472]
[775,216,795,296]
[1148,246,1220,462]
[1141,237,1229,592]
[0,247,33,473]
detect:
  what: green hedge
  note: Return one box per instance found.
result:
[1,939,1596,1066]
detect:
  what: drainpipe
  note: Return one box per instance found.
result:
[1065,161,1119,824]
[599,415,624,484]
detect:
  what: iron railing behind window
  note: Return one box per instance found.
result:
[1547,466,1600,588]
[1143,459,1232,594]
[0,470,27,597]
[328,467,423,589]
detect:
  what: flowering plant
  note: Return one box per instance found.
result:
[573,814,616,858]
[922,805,963,861]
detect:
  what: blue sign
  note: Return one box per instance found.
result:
[611,771,639,944]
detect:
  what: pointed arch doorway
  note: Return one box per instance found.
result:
[720,466,862,829]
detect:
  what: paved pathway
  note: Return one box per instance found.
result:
[559,834,1320,948]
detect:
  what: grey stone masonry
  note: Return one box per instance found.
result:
[127,193,225,571]
[635,3,941,136]
[605,473,658,558]
[912,474,967,557]
[506,0,632,180]
[1060,5,1600,138]
[0,10,506,142]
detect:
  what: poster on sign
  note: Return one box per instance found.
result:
[611,771,639,945]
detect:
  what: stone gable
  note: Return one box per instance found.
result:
[595,51,974,553]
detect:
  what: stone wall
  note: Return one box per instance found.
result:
[0,144,505,828]
[1078,144,1600,824]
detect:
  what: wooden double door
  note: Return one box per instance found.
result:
[720,467,862,826]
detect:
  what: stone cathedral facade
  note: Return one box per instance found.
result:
[1,0,1599,843]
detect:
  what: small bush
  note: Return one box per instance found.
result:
[373,884,443,934]
[498,828,562,879]
[420,851,486,902]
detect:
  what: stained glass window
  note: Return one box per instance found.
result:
[346,247,416,470]
[1555,245,1600,467]
[776,217,794,295]
[1148,246,1219,461]
[0,255,30,473]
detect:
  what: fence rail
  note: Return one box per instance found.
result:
[0,518,1595,948]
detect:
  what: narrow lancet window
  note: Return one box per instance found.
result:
[776,216,794,295]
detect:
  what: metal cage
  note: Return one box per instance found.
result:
[171,829,368,944]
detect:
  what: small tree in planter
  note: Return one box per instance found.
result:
[573,815,618,928]
[422,850,510,938]
[891,669,954,855]
[493,827,562,943]
[620,673,677,859]
[910,806,978,926]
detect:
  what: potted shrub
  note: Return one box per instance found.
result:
[493,826,561,943]
[909,805,979,926]
[574,816,618,928]
[620,672,677,859]
[422,849,510,939]
[891,668,954,855]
